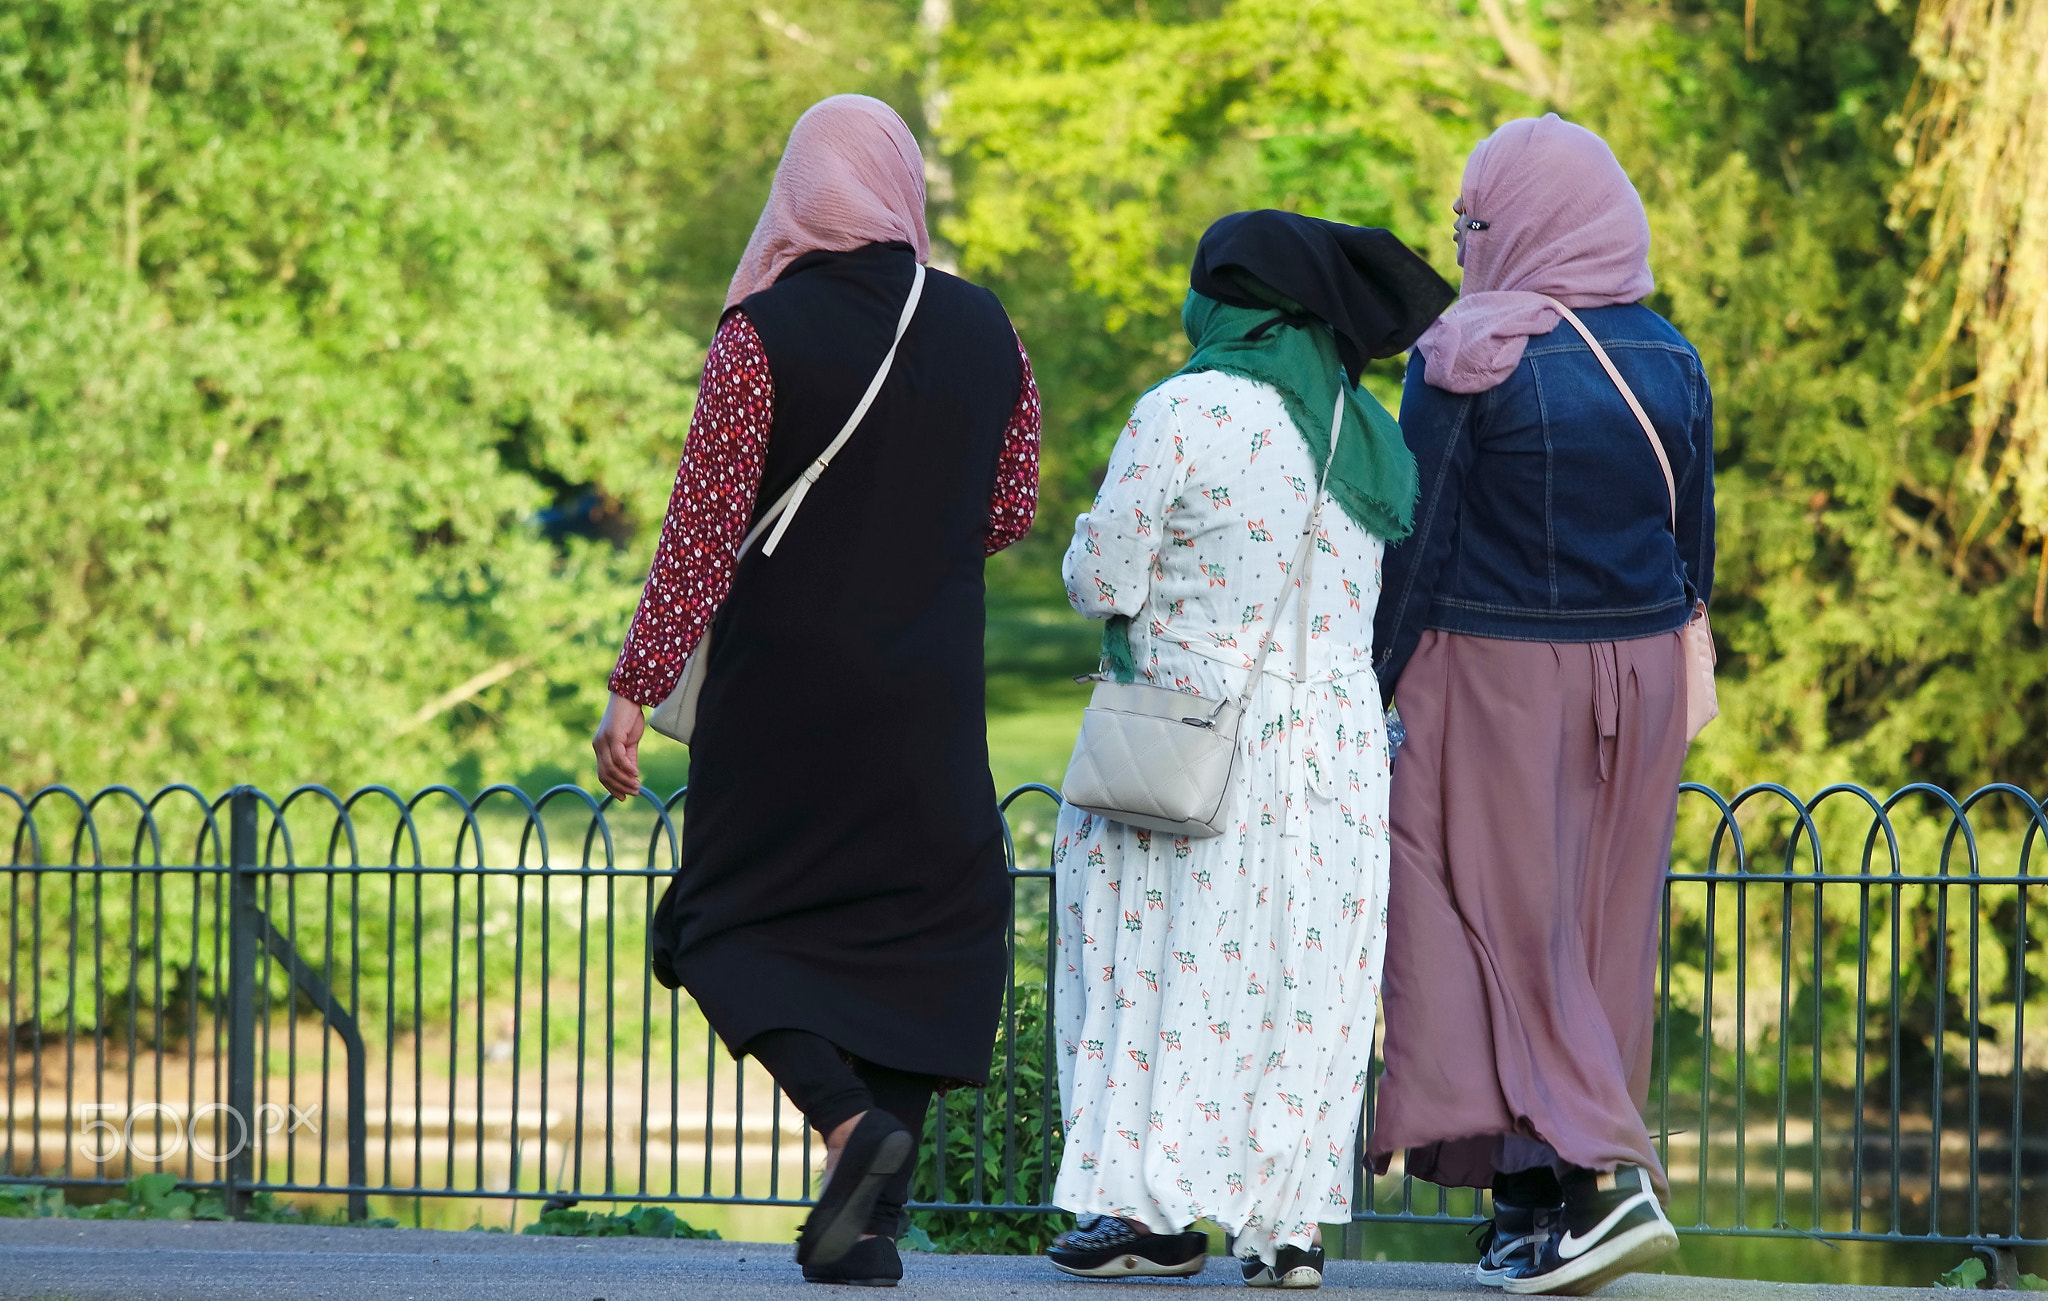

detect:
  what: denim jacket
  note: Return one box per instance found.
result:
[1373,303,1715,702]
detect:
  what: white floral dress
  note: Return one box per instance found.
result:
[1052,369,1393,1265]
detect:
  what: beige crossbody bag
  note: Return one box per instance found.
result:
[647,264,926,745]
[1543,297,1719,743]
[1060,384,1348,837]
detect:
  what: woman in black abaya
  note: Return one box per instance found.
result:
[592,95,1041,1285]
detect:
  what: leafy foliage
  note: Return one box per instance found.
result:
[1893,0,2048,621]
[0,1173,398,1225]
[1935,1256,1988,1289]
[3,0,2040,803]
[1935,1254,2048,1290]
[910,983,1063,1254]
[521,1204,720,1238]
[936,0,2048,799]
[0,0,696,792]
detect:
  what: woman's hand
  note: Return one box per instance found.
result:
[592,692,648,801]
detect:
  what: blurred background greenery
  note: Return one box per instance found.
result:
[3,0,2043,802]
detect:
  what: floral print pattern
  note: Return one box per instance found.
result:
[1053,370,1392,1265]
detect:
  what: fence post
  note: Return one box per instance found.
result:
[225,787,259,1217]
[1977,1243,2023,1289]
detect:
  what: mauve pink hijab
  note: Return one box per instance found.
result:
[1415,114,1654,394]
[725,95,930,309]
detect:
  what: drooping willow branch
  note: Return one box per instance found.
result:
[1891,0,2048,620]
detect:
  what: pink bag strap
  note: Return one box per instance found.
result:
[1541,296,1677,533]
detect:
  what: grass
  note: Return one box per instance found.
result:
[986,701,1084,799]
[985,597,1096,797]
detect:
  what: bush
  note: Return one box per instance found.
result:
[0,1174,397,1227]
[909,983,1066,1254]
[521,1205,718,1239]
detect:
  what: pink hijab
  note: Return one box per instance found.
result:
[1415,115,1654,394]
[724,95,931,309]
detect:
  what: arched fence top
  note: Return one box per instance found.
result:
[0,782,691,875]
[2,780,2043,879]
[1671,779,2047,883]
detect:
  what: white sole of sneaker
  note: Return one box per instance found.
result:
[1050,1253,1207,1279]
[1475,1262,1513,1287]
[1243,1266,1322,1288]
[1503,1218,1678,1296]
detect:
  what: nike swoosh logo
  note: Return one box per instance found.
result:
[1483,1233,1543,1265]
[1556,1190,1658,1259]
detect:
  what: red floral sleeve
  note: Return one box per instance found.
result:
[608,312,773,708]
[985,334,1041,554]
[610,315,1038,706]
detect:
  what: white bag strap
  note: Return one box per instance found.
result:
[1237,382,1347,709]
[1541,296,1677,532]
[747,262,926,558]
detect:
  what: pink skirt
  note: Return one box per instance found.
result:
[1366,630,1687,1195]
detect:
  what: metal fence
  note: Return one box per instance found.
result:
[2,780,2042,1260]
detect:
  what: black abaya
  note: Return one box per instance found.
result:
[649,242,1020,1085]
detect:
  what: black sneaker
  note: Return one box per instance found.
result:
[1046,1215,1209,1278]
[1505,1165,1676,1296]
[1240,1244,1324,1288]
[803,1234,903,1287]
[796,1111,914,1269]
[1474,1201,1560,1287]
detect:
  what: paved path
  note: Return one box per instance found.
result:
[0,1220,1935,1300]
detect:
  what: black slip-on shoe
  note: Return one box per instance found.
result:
[1505,1165,1676,1296]
[1475,1202,1561,1287]
[1241,1244,1324,1288]
[796,1112,915,1269]
[1046,1215,1209,1278]
[803,1234,903,1287]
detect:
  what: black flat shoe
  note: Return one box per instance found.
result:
[803,1234,903,1287]
[796,1111,915,1269]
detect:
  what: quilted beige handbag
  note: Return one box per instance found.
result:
[648,264,925,745]
[1060,385,1347,837]
[1545,298,1719,743]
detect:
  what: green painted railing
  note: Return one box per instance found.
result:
[2,781,2041,1260]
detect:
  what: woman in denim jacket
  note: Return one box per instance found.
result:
[1365,116,1714,1297]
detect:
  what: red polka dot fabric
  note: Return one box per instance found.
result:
[986,336,1042,555]
[609,312,1042,708]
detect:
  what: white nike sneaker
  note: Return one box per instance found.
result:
[1503,1165,1677,1296]
[1240,1244,1324,1288]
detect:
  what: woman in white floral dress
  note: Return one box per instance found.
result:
[1047,211,1451,1287]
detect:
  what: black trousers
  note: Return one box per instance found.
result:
[747,1028,936,1237]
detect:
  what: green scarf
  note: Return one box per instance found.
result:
[1098,291,1417,682]
[1168,289,1416,542]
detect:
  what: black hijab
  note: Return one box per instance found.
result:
[1187,209,1455,384]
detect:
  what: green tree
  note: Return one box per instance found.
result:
[1893,0,2048,623]
[938,0,2048,797]
[940,0,1528,588]
[643,0,927,339]
[1,0,696,791]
